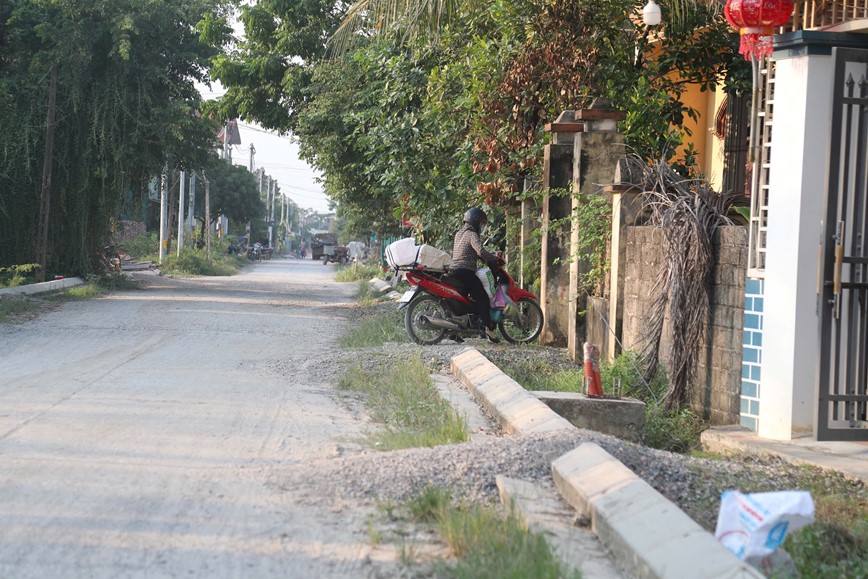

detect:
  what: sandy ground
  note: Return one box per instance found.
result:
[0,258,455,578]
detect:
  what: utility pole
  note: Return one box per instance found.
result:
[177,170,186,256]
[247,144,255,244]
[188,172,196,241]
[159,162,168,263]
[35,64,58,282]
[267,177,274,247]
[204,175,212,262]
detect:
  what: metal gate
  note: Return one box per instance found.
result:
[818,47,868,440]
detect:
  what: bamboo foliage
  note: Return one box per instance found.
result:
[637,158,739,409]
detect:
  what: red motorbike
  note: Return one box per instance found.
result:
[397,261,544,345]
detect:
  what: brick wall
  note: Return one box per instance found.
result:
[113,220,146,244]
[621,226,747,424]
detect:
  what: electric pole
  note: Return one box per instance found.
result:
[177,170,186,256]
[204,175,211,262]
[158,162,168,263]
[188,172,196,241]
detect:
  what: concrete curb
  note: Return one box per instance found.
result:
[0,277,84,297]
[552,444,762,579]
[450,347,574,435]
[450,347,760,579]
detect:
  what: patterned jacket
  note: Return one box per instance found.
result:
[451,223,496,271]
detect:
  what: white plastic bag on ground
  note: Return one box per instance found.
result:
[715,490,814,569]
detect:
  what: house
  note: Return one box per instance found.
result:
[724,2,868,441]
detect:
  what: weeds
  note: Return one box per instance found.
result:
[335,263,383,283]
[340,309,405,348]
[432,500,579,578]
[377,488,578,578]
[0,297,41,322]
[159,250,243,277]
[336,353,468,449]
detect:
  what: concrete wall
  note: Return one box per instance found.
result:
[621,226,747,424]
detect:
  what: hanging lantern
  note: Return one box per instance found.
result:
[725,0,794,60]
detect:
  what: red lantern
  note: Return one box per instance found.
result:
[725,0,794,60]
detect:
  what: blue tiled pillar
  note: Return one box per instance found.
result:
[741,278,764,431]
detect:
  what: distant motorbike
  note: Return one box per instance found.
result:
[246,242,263,261]
[397,259,544,345]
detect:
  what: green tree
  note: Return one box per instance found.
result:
[200,158,265,228]
[0,0,234,274]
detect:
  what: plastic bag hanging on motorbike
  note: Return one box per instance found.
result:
[476,267,496,298]
[714,490,814,570]
[493,283,514,309]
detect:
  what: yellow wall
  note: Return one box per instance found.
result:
[679,82,726,192]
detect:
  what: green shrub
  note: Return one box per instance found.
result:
[121,232,160,261]
[0,264,41,288]
[159,248,241,276]
[642,403,705,453]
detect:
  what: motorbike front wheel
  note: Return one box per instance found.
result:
[498,298,544,344]
[404,295,448,345]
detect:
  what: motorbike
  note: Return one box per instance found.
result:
[246,242,262,261]
[397,259,544,345]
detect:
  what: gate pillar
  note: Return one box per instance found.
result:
[762,32,846,439]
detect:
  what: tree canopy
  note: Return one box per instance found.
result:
[210,0,747,244]
[0,0,234,274]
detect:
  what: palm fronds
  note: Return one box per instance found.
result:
[328,0,468,55]
[637,158,736,409]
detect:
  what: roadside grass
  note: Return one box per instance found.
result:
[0,297,41,322]
[335,262,382,283]
[340,308,405,348]
[353,280,382,306]
[336,353,468,450]
[783,466,868,578]
[392,487,580,579]
[159,250,245,277]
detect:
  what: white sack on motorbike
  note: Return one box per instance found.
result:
[385,238,452,272]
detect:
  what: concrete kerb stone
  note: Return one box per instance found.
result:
[451,347,763,578]
[450,348,574,435]
[0,277,85,298]
[552,444,762,579]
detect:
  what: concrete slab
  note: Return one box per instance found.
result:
[552,443,762,579]
[534,391,646,442]
[0,277,84,297]
[702,425,868,484]
[496,476,627,579]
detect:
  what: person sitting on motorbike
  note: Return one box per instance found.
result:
[451,207,502,343]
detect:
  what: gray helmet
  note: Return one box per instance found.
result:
[463,208,488,233]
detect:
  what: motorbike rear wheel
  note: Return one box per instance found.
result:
[498,298,544,344]
[404,295,448,345]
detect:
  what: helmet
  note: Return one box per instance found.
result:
[463,208,488,233]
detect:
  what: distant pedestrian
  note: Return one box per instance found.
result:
[300,240,307,259]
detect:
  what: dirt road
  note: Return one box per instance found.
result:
[0,258,400,578]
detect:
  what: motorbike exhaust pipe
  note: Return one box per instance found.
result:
[419,315,462,331]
